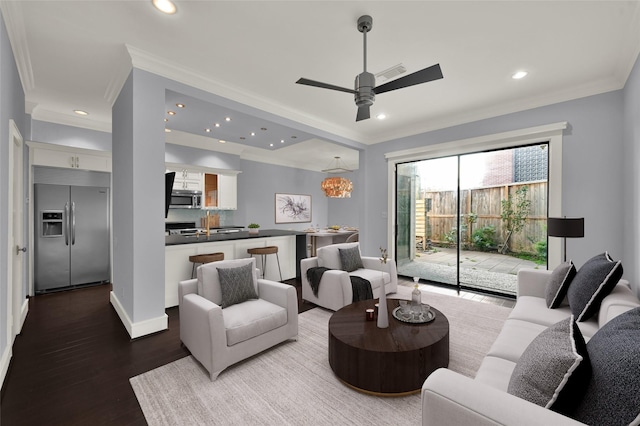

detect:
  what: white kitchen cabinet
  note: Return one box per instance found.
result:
[29,142,111,172]
[202,173,237,210]
[167,167,202,191]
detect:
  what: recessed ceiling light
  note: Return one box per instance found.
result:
[219,140,226,144]
[164,118,168,122]
[269,143,274,147]
[164,128,171,133]
[167,111,176,115]
[376,113,387,120]
[250,132,256,136]
[512,71,528,80]
[205,128,211,132]
[215,123,220,127]
[225,117,232,122]
[280,140,284,143]
[176,103,185,108]
[74,110,88,116]
[152,0,176,14]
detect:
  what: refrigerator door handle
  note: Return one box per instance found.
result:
[64,202,70,246]
[71,202,76,245]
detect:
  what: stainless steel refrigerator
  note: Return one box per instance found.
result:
[34,184,110,293]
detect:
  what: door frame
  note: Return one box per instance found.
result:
[385,122,566,269]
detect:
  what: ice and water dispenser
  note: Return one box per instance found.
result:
[41,211,64,237]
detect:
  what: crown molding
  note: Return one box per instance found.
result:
[0,1,35,94]
[104,47,132,106]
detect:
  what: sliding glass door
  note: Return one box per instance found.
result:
[395,144,548,296]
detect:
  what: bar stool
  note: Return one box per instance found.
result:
[189,252,224,278]
[247,246,282,281]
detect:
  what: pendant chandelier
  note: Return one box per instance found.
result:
[321,157,353,198]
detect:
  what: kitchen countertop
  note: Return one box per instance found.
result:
[165,229,307,246]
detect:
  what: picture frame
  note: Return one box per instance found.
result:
[275,193,312,223]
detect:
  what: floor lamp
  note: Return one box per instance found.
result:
[547,217,585,262]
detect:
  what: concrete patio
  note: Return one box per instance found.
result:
[397,247,541,296]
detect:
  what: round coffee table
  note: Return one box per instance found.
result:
[328,298,449,395]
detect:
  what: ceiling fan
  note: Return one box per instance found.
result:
[296,15,443,122]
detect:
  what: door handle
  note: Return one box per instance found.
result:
[65,202,70,246]
[15,246,27,255]
[71,202,76,245]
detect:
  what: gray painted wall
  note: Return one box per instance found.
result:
[31,120,111,151]
[237,159,328,230]
[0,12,28,380]
[622,53,640,297]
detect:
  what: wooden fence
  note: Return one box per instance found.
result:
[416,181,547,254]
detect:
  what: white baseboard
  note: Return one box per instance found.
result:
[18,298,28,333]
[0,342,12,389]
[110,291,168,339]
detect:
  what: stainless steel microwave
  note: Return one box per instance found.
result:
[169,190,202,209]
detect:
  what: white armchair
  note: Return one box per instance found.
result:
[179,257,298,380]
[300,242,398,311]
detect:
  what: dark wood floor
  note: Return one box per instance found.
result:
[1,280,314,426]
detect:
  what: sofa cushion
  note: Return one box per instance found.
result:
[573,307,640,425]
[339,246,364,272]
[222,299,287,346]
[198,258,258,306]
[545,261,576,308]
[509,296,573,328]
[217,262,259,308]
[486,319,548,363]
[475,355,517,391]
[567,252,623,321]
[349,268,388,292]
[507,317,590,415]
[317,242,359,270]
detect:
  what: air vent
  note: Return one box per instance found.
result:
[375,64,407,82]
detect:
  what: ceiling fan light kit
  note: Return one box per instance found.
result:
[296,15,443,122]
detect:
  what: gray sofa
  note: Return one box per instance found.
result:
[422,267,640,425]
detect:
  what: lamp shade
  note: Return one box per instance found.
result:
[547,217,584,238]
[321,177,353,198]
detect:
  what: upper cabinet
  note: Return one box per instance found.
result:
[28,141,111,172]
[203,173,238,210]
[167,167,202,191]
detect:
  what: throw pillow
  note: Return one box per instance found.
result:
[216,262,258,308]
[339,246,364,272]
[573,307,640,425]
[567,252,623,321]
[507,316,591,415]
[545,260,577,308]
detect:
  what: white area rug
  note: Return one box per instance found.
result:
[130,290,512,425]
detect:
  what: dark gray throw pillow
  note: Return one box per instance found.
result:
[217,263,258,308]
[339,246,364,272]
[573,307,640,425]
[567,252,623,321]
[507,316,591,415]
[545,260,577,308]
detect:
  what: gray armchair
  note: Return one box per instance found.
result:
[179,257,298,380]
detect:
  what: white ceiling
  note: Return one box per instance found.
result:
[2,1,640,171]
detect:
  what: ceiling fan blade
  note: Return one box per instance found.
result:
[356,105,370,122]
[296,78,357,94]
[374,64,443,95]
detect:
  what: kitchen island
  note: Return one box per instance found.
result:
[165,229,306,308]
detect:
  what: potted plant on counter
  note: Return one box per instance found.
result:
[248,223,260,234]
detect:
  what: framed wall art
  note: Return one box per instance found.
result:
[275,193,312,223]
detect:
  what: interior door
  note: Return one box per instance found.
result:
[9,120,25,336]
